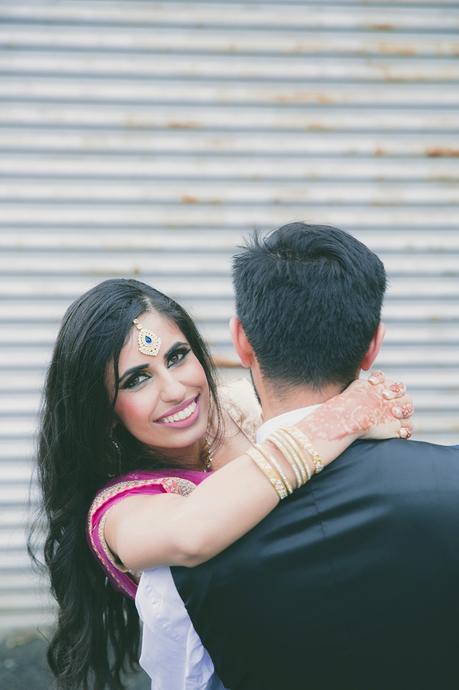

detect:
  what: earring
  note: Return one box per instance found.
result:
[107,436,122,478]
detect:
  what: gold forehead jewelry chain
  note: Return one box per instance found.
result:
[133,318,162,356]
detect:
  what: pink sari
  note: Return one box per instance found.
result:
[87,469,209,599]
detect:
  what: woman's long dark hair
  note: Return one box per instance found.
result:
[29,278,222,690]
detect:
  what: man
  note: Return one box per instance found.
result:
[171,223,459,690]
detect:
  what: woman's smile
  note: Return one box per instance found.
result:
[155,394,200,427]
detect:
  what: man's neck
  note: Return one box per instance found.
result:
[260,381,343,422]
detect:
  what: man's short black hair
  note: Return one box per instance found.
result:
[232,222,387,390]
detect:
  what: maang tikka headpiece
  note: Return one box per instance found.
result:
[133,318,162,356]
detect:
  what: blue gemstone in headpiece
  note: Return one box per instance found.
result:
[145,336,152,343]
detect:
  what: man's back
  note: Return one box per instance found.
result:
[173,440,459,690]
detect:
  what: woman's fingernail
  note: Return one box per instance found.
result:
[368,376,380,385]
[392,406,402,418]
[383,390,395,399]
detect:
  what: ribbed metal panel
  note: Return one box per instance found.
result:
[0,0,458,631]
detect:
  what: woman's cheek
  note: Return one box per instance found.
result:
[116,393,148,433]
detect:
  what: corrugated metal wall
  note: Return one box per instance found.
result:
[0,0,458,631]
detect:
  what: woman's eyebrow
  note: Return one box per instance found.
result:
[163,341,188,359]
[119,363,149,383]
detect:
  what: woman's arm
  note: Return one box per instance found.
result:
[105,374,413,571]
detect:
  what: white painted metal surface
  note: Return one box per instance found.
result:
[0,0,458,632]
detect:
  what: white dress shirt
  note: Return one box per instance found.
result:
[136,404,318,690]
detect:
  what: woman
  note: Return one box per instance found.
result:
[31,278,413,690]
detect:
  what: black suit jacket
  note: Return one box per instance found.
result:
[172,440,459,690]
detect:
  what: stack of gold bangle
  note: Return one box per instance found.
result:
[247,426,324,500]
[283,426,324,475]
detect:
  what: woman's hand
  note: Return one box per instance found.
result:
[360,370,414,440]
[348,371,414,439]
[298,370,414,446]
[337,370,414,441]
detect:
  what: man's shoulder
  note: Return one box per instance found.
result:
[351,437,459,461]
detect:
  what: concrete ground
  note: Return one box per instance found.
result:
[0,628,149,690]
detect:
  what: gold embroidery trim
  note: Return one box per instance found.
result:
[87,476,197,591]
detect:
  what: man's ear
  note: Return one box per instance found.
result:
[229,316,255,368]
[360,322,385,371]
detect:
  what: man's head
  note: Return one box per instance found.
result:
[231,223,387,399]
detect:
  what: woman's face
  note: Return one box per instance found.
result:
[109,310,210,465]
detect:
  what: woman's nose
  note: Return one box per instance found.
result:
[159,370,187,404]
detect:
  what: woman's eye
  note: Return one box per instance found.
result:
[168,348,190,367]
[123,373,149,389]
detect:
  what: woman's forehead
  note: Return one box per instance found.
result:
[133,310,183,339]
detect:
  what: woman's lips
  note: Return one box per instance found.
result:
[155,396,200,428]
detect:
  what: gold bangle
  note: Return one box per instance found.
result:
[277,427,312,482]
[256,442,293,496]
[259,440,294,494]
[268,432,303,489]
[283,426,324,474]
[246,446,288,500]
[273,429,308,486]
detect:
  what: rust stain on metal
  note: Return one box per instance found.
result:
[181,194,198,204]
[168,121,199,130]
[426,147,459,158]
[367,23,395,31]
[377,43,417,56]
[317,94,335,105]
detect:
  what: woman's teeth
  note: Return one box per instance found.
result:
[161,400,197,424]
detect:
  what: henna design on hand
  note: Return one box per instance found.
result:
[301,376,414,443]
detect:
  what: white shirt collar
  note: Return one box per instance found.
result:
[256,403,321,443]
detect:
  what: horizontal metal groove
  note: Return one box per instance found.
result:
[2,151,459,164]
[3,0,459,8]
[2,22,457,58]
[3,15,458,29]
[3,47,456,61]
[2,208,457,228]
[1,71,457,87]
[0,202,459,212]
[2,124,458,136]
[0,77,459,94]
[0,149,458,161]
[2,174,458,185]
[5,25,457,36]
[0,146,459,159]
[1,31,458,50]
[0,131,457,158]
[2,4,459,31]
[0,222,458,232]
[0,246,458,256]
[2,97,459,112]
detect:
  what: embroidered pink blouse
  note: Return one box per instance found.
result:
[87,469,209,599]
